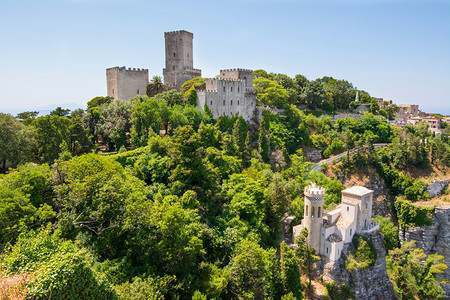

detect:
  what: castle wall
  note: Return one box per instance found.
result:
[197,78,255,122]
[106,66,148,100]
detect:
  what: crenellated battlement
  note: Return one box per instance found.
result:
[107,66,148,73]
[305,183,326,198]
[220,68,253,73]
[165,30,193,37]
[208,77,245,82]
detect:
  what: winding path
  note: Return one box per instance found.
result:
[312,143,390,171]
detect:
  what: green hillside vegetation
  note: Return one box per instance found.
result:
[1,71,449,299]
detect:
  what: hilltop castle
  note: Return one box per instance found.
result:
[293,184,379,261]
[106,30,256,121]
[197,69,256,121]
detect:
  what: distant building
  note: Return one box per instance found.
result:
[163,30,202,91]
[293,184,378,262]
[375,98,393,107]
[397,104,419,119]
[197,69,257,122]
[106,66,149,100]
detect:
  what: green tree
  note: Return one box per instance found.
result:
[97,98,134,150]
[373,215,398,251]
[232,117,248,156]
[0,113,35,172]
[50,106,71,117]
[280,241,302,298]
[227,239,267,299]
[147,75,166,97]
[33,115,71,164]
[54,153,147,256]
[131,96,161,148]
[253,77,288,108]
[154,89,184,106]
[16,111,39,125]
[259,121,270,163]
[386,241,446,300]
[294,228,317,288]
[1,228,118,299]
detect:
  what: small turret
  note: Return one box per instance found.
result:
[303,183,325,253]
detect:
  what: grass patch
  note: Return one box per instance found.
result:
[323,281,355,300]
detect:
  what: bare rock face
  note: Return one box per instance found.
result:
[323,231,396,300]
[427,180,450,197]
[400,206,450,297]
[303,147,324,162]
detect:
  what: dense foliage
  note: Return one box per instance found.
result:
[1,70,449,299]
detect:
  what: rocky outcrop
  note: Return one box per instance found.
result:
[323,230,396,299]
[427,180,450,197]
[400,206,450,297]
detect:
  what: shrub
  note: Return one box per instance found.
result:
[1,229,117,300]
[345,235,377,272]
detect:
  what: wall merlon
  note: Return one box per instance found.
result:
[165,30,193,37]
[220,68,253,73]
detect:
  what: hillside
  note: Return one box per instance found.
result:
[1,78,450,299]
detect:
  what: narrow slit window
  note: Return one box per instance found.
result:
[210,101,212,106]
[173,52,176,57]
[318,207,321,217]
[238,87,240,92]
[223,100,225,106]
[312,207,315,217]
[305,205,309,216]
[231,87,233,92]
[172,66,175,70]
[238,100,240,105]
[230,100,233,106]
[137,90,139,94]
[223,86,225,92]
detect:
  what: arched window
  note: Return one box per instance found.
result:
[172,66,175,71]
[173,52,176,57]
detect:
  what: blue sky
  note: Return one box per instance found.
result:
[1,0,449,114]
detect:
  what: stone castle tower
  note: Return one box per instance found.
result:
[163,30,201,91]
[303,184,325,253]
[106,66,148,100]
